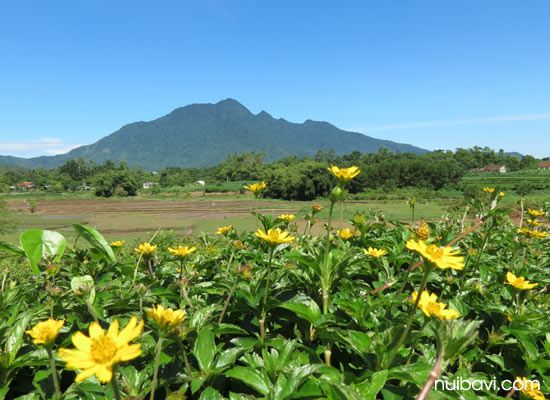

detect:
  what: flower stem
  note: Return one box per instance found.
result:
[218,281,237,324]
[111,367,122,400]
[473,220,493,271]
[46,346,61,400]
[150,337,164,400]
[262,247,275,310]
[85,298,99,324]
[384,264,431,369]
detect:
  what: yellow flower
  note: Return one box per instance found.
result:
[255,228,295,245]
[499,191,505,197]
[278,214,296,222]
[483,187,495,194]
[527,219,542,226]
[363,247,386,258]
[505,272,538,290]
[415,224,430,240]
[518,228,548,239]
[528,208,545,218]
[411,291,460,320]
[336,228,356,240]
[147,304,186,328]
[216,225,232,235]
[110,240,125,247]
[516,377,545,400]
[312,204,323,212]
[26,319,64,345]
[59,317,143,383]
[405,239,464,270]
[243,182,267,196]
[327,165,360,182]
[134,242,157,256]
[168,245,197,258]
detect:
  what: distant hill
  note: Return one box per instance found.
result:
[0,99,428,170]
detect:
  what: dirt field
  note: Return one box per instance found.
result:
[3,196,304,243]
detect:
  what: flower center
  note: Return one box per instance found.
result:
[39,326,55,340]
[91,336,118,364]
[426,302,441,315]
[425,245,443,260]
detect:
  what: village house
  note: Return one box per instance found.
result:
[538,162,550,170]
[143,181,159,189]
[16,181,36,190]
[470,164,507,173]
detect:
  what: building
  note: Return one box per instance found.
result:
[16,181,36,190]
[470,164,506,173]
[143,182,159,189]
[538,162,550,170]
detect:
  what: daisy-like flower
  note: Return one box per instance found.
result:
[505,272,538,290]
[516,377,545,400]
[110,240,125,247]
[216,225,232,235]
[278,214,296,222]
[168,245,197,258]
[147,304,186,328]
[518,228,548,239]
[483,187,495,194]
[527,219,542,226]
[363,247,386,258]
[134,242,157,256]
[499,191,505,197]
[26,319,64,345]
[312,204,323,213]
[411,291,460,320]
[327,165,360,182]
[527,208,545,218]
[415,224,430,240]
[336,228,356,240]
[255,228,295,245]
[59,317,143,383]
[243,182,267,196]
[406,239,464,270]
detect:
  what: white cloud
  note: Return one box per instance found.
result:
[0,138,85,157]
[352,113,550,132]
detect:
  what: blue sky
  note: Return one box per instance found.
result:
[1,0,549,158]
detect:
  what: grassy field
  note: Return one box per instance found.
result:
[1,191,453,245]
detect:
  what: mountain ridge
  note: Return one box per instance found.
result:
[0,99,428,170]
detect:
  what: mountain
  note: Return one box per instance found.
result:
[0,99,428,170]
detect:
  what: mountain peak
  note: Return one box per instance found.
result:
[0,99,428,170]
[215,98,251,113]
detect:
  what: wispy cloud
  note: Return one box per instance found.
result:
[354,113,550,132]
[0,138,84,157]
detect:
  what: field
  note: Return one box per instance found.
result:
[0,192,451,245]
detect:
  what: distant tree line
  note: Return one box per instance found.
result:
[0,147,544,200]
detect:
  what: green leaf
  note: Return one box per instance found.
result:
[225,366,271,396]
[6,311,33,365]
[199,387,223,400]
[339,330,371,355]
[193,329,216,372]
[72,224,116,262]
[0,240,25,256]
[20,229,66,274]
[388,363,432,386]
[212,323,249,336]
[278,294,321,324]
[358,370,388,400]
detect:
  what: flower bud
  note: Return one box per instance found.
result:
[330,187,343,203]
[135,283,148,296]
